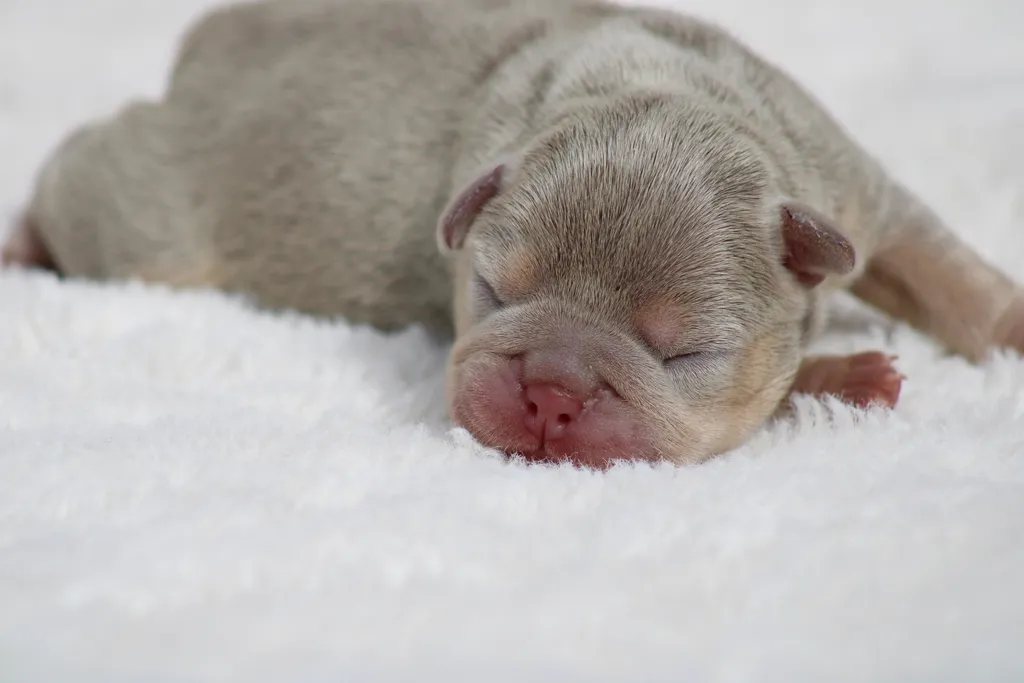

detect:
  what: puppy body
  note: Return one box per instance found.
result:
[11,0,1024,465]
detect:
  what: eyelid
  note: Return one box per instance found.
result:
[663,350,729,385]
[663,343,733,367]
[474,271,506,309]
[664,350,703,362]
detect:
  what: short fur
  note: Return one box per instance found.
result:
[8,0,1024,465]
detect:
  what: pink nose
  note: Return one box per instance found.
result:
[523,383,584,442]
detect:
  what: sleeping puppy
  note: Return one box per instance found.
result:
[6,0,1023,467]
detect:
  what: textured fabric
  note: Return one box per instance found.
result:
[1,0,1023,680]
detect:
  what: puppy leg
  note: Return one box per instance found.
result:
[24,103,219,289]
[851,184,1024,362]
[2,216,58,272]
[788,351,904,409]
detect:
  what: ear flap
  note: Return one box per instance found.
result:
[779,202,856,288]
[437,162,510,253]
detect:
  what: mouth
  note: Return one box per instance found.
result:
[449,354,660,470]
[453,396,658,470]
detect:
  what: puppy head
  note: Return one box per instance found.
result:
[438,96,854,467]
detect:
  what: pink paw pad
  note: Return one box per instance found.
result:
[793,351,905,410]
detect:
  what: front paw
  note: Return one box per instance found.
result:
[791,351,905,409]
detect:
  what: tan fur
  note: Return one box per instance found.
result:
[10,0,1024,464]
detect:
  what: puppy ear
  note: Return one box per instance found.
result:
[779,202,856,288]
[437,161,512,253]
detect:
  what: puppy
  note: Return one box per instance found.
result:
[6,0,1023,467]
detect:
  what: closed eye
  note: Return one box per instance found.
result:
[474,272,506,311]
[663,350,704,366]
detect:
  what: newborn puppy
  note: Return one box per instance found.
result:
[6,0,1023,467]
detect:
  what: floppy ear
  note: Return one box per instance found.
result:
[436,162,512,253]
[779,202,856,288]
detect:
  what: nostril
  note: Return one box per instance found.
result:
[521,382,585,442]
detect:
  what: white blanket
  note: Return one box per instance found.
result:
[2,0,1023,681]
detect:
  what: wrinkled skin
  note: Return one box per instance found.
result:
[442,102,853,467]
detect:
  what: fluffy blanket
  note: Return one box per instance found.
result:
[2,0,1023,680]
